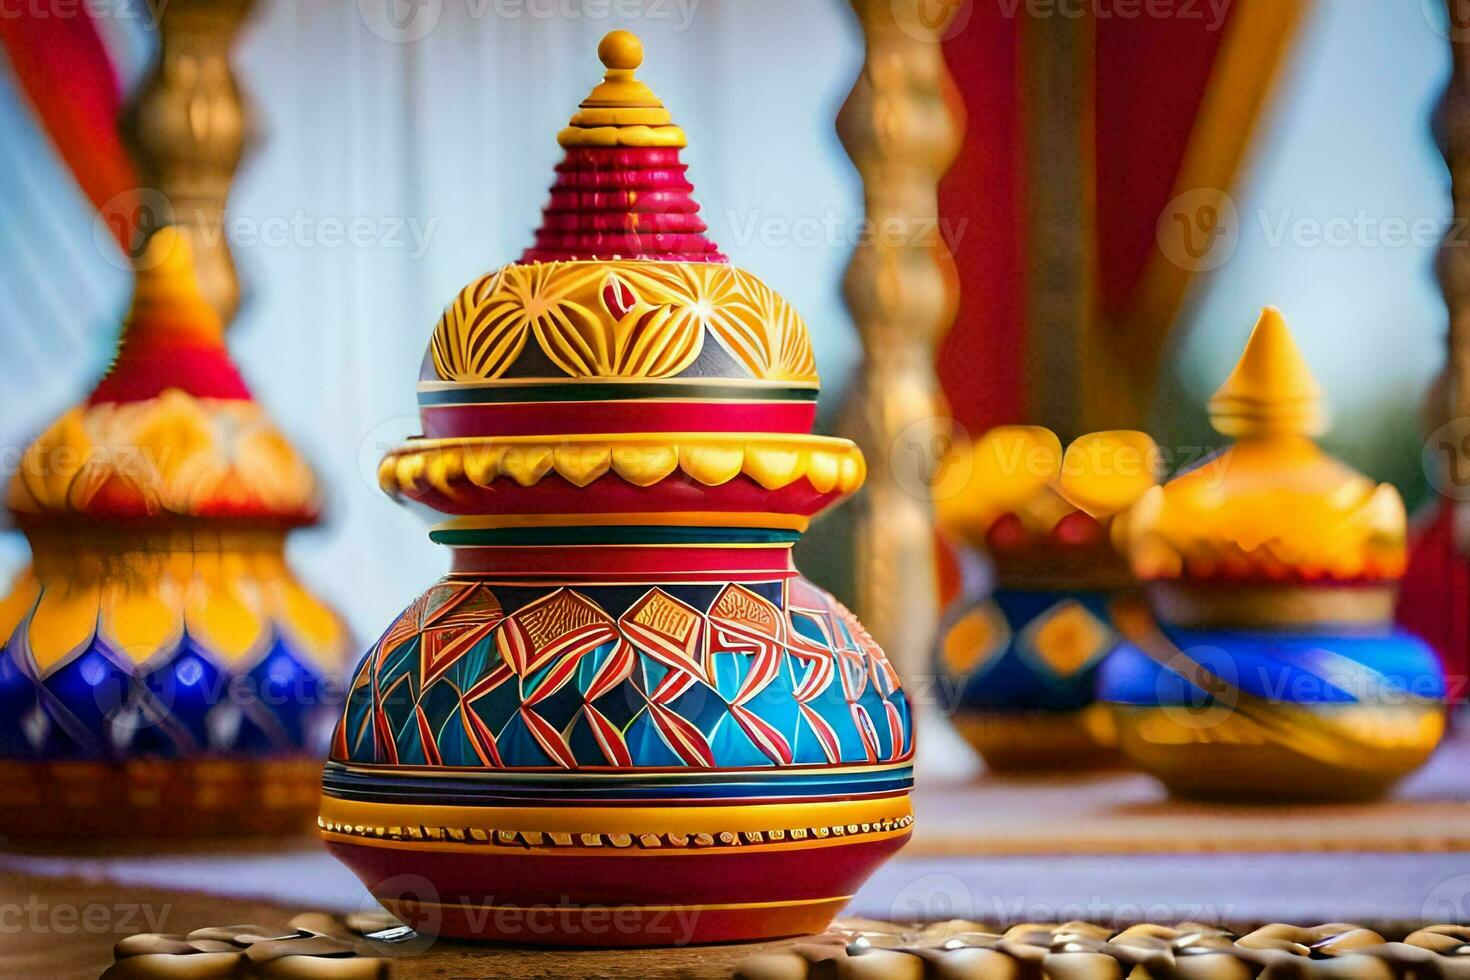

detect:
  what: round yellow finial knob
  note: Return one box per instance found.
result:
[598,30,643,71]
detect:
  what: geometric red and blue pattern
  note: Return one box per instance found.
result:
[332,576,911,770]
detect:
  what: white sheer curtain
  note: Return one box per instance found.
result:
[0,0,865,645]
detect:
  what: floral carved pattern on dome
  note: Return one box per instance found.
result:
[430,261,819,384]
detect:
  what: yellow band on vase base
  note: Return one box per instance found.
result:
[318,793,913,855]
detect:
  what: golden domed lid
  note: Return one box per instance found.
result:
[1126,308,1405,597]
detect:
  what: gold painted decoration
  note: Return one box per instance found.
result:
[429,268,537,383]
[429,261,818,384]
[8,232,318,522]
[15,531,344,675]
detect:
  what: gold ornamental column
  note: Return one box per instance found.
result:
[837,0,964,681]
[120,0,255,324]
[1443,1,1470,552]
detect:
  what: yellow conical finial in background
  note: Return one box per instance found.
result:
[1125,303,1406,592]
[1208,307,1325,438]
[559,31,687,148]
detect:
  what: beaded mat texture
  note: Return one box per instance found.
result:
[732,920,1470,979]
[97,915,1470,979]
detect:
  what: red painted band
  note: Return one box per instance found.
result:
[538,211,707,232]
[399,472,844,520]
[419,400,817,438]
[449,545,797,577]
[330,830,906,910]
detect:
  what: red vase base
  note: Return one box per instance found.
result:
[327,832,909,947]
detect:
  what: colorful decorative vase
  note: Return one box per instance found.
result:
[320,32,914,947]
[934,428,1157,770]
[1099,308,1446,801]
[0,229,349,836]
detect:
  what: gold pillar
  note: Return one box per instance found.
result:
[1445,1,1470,552]
[120,0,255,324]
[837,0,963,681]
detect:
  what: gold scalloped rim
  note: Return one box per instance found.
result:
[378,435,865,497]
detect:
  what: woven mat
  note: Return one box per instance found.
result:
[905,727,1470,855]
[0,871,816,980]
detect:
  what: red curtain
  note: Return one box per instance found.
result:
[0,17,136,252]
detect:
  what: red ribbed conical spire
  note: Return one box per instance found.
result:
[522,31,724,264]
